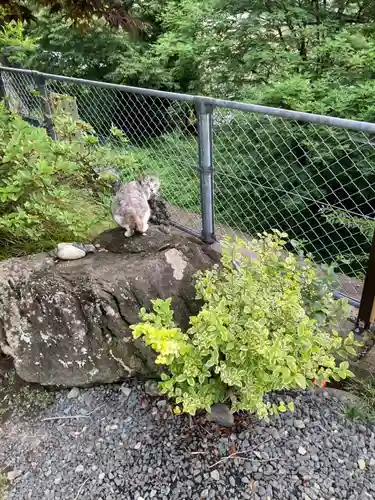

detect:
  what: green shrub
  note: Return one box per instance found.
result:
[0,101,140,258]
[132,231,359,419]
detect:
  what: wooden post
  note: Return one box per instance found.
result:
[357,231,375,329]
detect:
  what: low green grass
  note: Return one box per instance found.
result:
[343,376,375,423]
[0,473,8,500]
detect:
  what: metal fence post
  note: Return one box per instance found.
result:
[196,98,215,243]
[357,230,375,330]
[35,73,56,140]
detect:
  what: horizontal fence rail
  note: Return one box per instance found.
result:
[3,66,375,133]
[1,66,375,325]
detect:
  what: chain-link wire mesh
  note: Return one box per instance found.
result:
[0,70,201,233]
[45,79,201,232]
[1,70,43,123]
[1,67,374,301]
[213,108,375,300]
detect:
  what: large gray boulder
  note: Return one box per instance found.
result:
[0,227,218,387]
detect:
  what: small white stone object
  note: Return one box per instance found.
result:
[134,442,142,450]
[120,384,132,398]
[358,459,366,470]
[369,458,375,467]
[7,470,22,481]
[67,387,80,399]
[56,243,86,261]
[211,470,220,481]
[75,464,84,473]
[57,243,73,251]
[294,419,305,429]
[298,446,307,455]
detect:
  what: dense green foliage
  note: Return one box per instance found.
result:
[212,110,375,274]
[0,101,141,258]
[132,232,358,418]
[18,0,375,100]
[26,13,133,82]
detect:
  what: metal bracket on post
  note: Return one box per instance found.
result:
[357,230,375,331]
[35,72,56,140]
[196,98,215,244]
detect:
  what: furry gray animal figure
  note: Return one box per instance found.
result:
[112,175,160,237]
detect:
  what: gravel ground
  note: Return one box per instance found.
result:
[1,379,375,500]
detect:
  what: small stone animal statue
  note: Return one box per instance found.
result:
[148,195,171,226]
[148,195,171,234]
[112,175,160,237]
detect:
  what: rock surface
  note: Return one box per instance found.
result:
[352,343,375,379]
[144,379,162,397]
[207,403,234,428]
[0,226,218,386]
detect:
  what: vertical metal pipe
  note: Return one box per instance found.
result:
[357,230,375,329]
[196,98,215,243]
[35,73,56,140]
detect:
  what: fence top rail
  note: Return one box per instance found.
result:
[2,66,375,134]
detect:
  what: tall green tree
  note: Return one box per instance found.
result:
[25,11,134,81]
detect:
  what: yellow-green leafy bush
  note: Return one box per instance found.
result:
[132,231,358,418]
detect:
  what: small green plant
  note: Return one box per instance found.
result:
[343,403,373,423]
[0,472,8,500]
[344,376,375,423]
[132,231,359,419]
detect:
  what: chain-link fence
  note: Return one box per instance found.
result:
[1,66,375,317]
[212,108,375,306]
[45,77,201,232]
[0,68,202,233]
